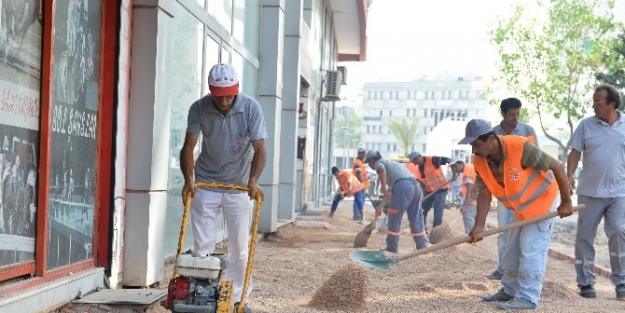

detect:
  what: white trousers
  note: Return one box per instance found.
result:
[190,188,254,302]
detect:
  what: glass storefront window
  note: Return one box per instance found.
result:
[206,36,220,69]
[0,0,43,267]
[222,45,231,63]
[233,0,261,55]
[165,4,205,256]
[232,52,258,99]
[48,0,102,269]
[208,0,233,33]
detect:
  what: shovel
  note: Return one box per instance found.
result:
[350,204,584,269]
[353,197,389,248]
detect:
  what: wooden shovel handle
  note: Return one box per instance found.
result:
[391,204,585,263]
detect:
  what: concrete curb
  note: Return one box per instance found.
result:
[548,248,612,278]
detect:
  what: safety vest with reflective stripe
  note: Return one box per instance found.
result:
[473,136,558,220]
[416,157,449,192]
[352,159,370,188]
[337,171,363,197]
[461,163,477,197]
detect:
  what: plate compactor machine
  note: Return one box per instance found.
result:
[165,252,235,312]
[164,182,262,313]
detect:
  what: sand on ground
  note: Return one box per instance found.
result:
[54,198,622,313]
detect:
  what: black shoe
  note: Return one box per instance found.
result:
[616,284,625,300]
[482,288,513,302]
[235,302,252,313]
[486,270,503,280]
[579,284,596,298]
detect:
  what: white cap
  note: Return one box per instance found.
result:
[208,64,239,96]
[451,156,464,164]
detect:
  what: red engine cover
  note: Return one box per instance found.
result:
[165,276,191,308]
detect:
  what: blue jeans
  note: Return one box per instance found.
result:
[330,191,365,220]
[353,190,365,220]
[463,204,477,234]
[501,199,557,304]
[496,201,513,274]
[330,193,343,213]
[422,188,448,230]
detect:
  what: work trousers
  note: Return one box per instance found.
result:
[191,189,254,302]
[501,199,557,304]
[496,201,513,275]
[386,179,428,253]
[422,188,448,230]
[575,196,625,286]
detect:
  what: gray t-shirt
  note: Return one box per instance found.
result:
[186,92,268,187]
[568,112,625,198]
[493,122,537,145]
[373,159,414,189]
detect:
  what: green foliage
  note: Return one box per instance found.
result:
[596,31,625,109]
[335,111,362,148]
[489,0,621,152]
[385,117,420,157]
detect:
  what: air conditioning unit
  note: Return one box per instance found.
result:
[337,66,347,85]
[321,70,342,102]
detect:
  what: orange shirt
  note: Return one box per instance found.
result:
[336,171,363,196]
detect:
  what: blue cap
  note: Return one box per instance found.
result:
[458,119,493,144]
[408,151,421,161]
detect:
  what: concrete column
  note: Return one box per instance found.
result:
[278,0,303,220]
[258,0,285,233]
[123,0,175,287]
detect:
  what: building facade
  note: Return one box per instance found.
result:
[0,0,367,312]
[361,74,488,159]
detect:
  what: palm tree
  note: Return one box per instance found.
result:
[385,117,420,157]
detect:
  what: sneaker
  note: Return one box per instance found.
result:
[616,284,625,300]
[235,302,252,313]
[482,288,513,302]
[328,212,334,218]
[487,270,504,280]
[497,297,537,310]
[578,284,596,298]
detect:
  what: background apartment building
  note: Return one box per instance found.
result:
[356,74,489,161]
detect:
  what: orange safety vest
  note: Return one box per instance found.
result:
[405,162,420,179]
[352,159,370,188]
[337,171,363,197]
[473,136,558,220]
[460,163,477,197]
[416,157,449,192]
[527,135,537,145]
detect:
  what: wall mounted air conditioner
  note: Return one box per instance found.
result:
[321,70,342,102]
[337,66,347,85]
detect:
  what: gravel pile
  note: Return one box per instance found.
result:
[428,224,456,244]
[308,262,369,310]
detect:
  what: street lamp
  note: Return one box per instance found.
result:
[344,133,351,169]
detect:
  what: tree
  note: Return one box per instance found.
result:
[489,0,620,155]
[335,111,362,149]
[596,31,625,108]
[385,117,420,157]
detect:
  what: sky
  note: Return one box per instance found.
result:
[342,0,516,95]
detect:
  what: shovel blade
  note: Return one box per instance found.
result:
[349,250,392,270]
